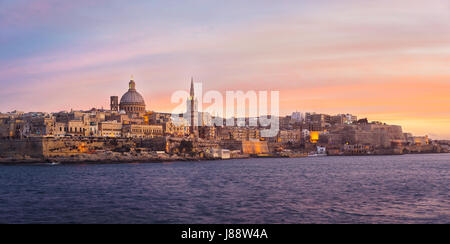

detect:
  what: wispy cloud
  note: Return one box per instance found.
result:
[0,0,449,137]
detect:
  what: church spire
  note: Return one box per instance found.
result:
[188,77,198,138]
[190,77,195,98]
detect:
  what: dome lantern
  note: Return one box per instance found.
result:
[129,79,136,91]
[119,78,146,114]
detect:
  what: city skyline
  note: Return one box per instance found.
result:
[1,0,450,139]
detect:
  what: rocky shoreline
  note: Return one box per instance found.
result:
[1,151,448,165]
[0,152,207,164]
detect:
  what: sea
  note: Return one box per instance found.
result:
[0,154,449,224]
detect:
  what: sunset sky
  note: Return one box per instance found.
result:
[1,0,450,138]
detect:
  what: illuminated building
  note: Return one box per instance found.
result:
[310,131,320,143]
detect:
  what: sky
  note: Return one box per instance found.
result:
[1,0,450,139]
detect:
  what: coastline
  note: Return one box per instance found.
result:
[1,151,449,165]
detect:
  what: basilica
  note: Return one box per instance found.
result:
[110,78,146,115]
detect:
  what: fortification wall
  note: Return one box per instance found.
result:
[0,137,136,159]
[328,124,405,148]
[136,137,167,151]
[355,125,404,147]
[0,138,44,158]
[242,141,269,154]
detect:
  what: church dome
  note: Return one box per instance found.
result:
[120,90,145,105]
[120,80,145,105]
[119,79,146,113]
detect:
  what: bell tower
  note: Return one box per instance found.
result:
[110,96,119,111]
[188,77,199,138]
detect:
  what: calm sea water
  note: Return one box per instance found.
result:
[0,154,449,224]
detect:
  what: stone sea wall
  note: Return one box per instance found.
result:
[0,137,135,160]
[0,138,44,158]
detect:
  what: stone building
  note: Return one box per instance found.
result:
[55,122,67,137]
[216,127,260,141]
[67,120,89,136]
[144,111,172,124]
[27,117,57,136]
[162,119,190,137]
[199,126,216,140]
[0,117,25,138]
[277,129,302,144]
[122,124,163,138]
[88,122,99,137]
[99,121,122,137]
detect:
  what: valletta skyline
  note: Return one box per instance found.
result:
[1,0,450,139]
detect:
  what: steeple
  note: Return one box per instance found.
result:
[188,77,199,138]
[190,77,195,98]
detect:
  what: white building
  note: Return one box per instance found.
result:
[292,112,303,122]
[317,146,327,155]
